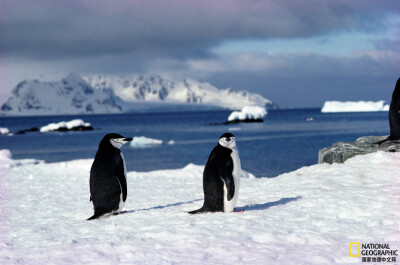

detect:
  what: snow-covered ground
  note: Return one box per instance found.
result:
[321,101,390,113]
[0,149,399,264]
[227,106,267,122]
[40,119,92,132]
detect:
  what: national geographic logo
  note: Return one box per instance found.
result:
[350,242,398,263]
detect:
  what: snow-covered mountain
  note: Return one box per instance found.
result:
[1,74,124,116]
[84,74,277,110]
[0,73,277,116]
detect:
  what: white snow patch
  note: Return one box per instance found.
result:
[40,119,91,132]
[241,169,256,179]
[0,149,12,161]
[0,150,399,264]
[321,100,390,113]
[228,106,267,122]
[130,136,163,148]
[0,149,43,168]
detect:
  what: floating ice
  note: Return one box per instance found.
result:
[321,100,389,113]
[130,136,163,148]
[227,106,267,122]
[0,127,10,135]
[40,119,92,132]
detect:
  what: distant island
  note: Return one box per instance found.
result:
[0,74,278,116]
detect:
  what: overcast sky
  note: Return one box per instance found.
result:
[0,0,399,107]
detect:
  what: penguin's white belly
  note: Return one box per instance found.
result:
[223,148,241,213]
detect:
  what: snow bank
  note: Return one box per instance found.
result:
[130,136,163,148]
[227,105,267,122]
[0,128,9,135]
[40,119,92,132]
[1,150,399,264]
[321,100,389,113]
[0,149,12,161]
[0,149,42,168]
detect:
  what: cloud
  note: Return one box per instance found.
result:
[144,50,399,107]
[1,0,399,107]
[1,0,398,61]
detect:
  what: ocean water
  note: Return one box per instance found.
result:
[0,109,389,178]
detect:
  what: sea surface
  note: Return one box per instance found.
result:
[0,109,389,178]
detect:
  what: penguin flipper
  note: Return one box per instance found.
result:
[220,169,235,201]
[115,160,127,202]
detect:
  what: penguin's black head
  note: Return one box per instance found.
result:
[102,133,133,149]
[218,133,236,148]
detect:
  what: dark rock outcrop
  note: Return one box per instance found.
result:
[318,136,400,164]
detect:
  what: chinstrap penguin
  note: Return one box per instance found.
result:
[376,77,400,144]
[189,133,241,214]
[88,133,132,220]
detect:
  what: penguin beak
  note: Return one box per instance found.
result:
[226,137,235,143]
[119,137,133,145]
[219,136,236,148]
[112,137,133,146]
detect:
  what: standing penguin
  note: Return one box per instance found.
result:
[376,77,400,144]
[189,133,241,214]
[88,133,132,220]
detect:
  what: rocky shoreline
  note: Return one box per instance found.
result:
[318,136,400,164]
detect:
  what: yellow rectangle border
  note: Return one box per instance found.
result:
[349,242,360,257]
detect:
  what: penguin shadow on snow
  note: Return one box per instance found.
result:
[119,199,203,214]
[102,197,300,217]
[235,196,302,212]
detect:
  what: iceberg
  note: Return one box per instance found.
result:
[0,128,10,135]
[227,106,267,123]
[40,119,93,132]
[321,100,389,113]
[130,136,163,148]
